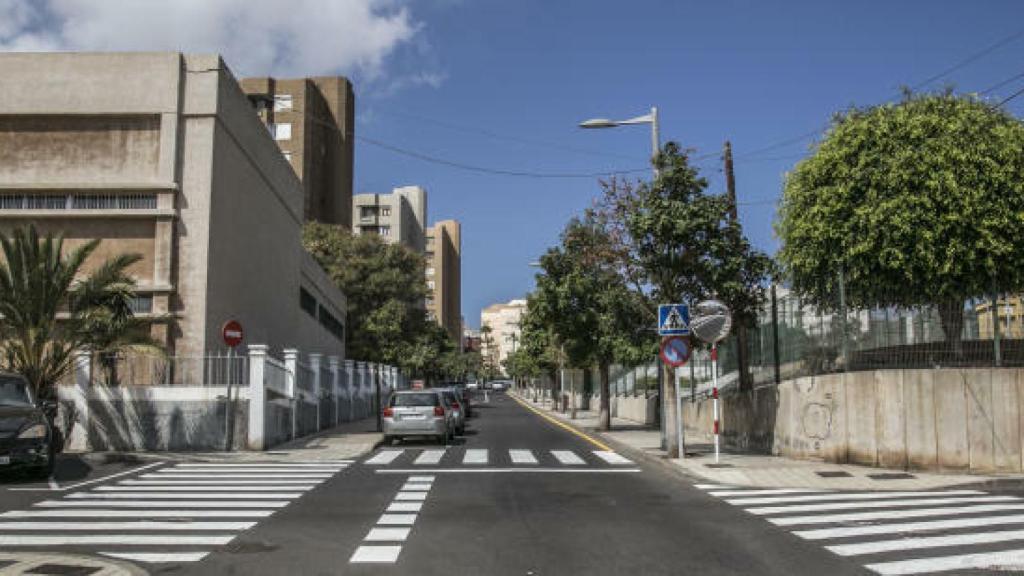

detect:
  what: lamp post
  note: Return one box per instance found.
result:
[579,107,661,176]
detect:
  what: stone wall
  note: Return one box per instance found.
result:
[681,368,1024,474]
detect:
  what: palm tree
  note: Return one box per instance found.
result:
[0,225,154,400]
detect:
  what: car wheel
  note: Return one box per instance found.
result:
[435,434,446,445]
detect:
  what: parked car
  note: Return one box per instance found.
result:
[0,373,57,477]
[440,388,465,435]
[382,390,452,445]
[455,384,472,418]
[489,380,510,391]
[466,380,479,390]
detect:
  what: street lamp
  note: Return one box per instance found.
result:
[579,106,660,176]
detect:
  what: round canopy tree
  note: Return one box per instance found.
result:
[777,93,1024,345]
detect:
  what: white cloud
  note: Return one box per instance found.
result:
[0,0,429,84]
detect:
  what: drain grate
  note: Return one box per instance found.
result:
[816,470,853,478]
[868,472,916,480]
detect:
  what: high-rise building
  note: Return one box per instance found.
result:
[426,220,461,345]
[352,186,427,252]
[0,52,347,358]
[240,76,354,227]
[481,299,528,374]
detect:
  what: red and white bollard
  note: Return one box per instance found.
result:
[711,343,720,464]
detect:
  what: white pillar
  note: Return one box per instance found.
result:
[309,353,322,432]
[67,350,91,452]
[283,348,299,440]
[329,356,341,426]
[247,344,268,451]
[345,360,355,422]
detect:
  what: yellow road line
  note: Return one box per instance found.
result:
[508,393,613,451]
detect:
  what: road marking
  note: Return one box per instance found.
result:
[829,528,1024,557]
[366,450,404,465]
[101,551,210,563]
[0,521,256,531]
[408,475,435,482]
[96,485,316,492]
[350,545,402,563]
[769,503,1024,526]
[710,489,827,497]
[394,492,427,501]
[0,535,235,545]
[695,484,738,490]
[2,510,273,518]
[593,451,633,465]
[508,394,613,451]
[39,500,289,508]
[374,468,642,474]
[400,483,431,492]
[386,502,422,512]
[145,468,341,474]
[365,527,411,542]
[414,450,446,465]
[68,492,301,500]
[509,449,538,464]
[747,495,1017,515]
[10,462,165,492]
[47,477,58,490]
[794,514,1024,540]
[463,449,488,465]
[726,490,982,505]
[175,463,350,467]
[378,514,417,525]
[865,549,1024,575]
[551,451,585,465]
[121,480,317,485]
[143,474,331,480]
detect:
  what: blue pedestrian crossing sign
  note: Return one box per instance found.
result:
[658,304,690,336]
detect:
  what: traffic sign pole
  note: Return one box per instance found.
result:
[712,343,720,464]
[674,365,685,460]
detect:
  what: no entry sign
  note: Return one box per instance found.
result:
[659,336,691,368]
[222,320,244,348]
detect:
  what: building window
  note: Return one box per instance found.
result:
[0,194,157,210]
[360,206,378,220]
[317,304,345,342]
[271,122,292,141]
[427,280,435,290]
[381,207,391,216]
[273,94,293,111]
[425,267,435,277]
[299,287,317,318]
[425,297,435,307]
[129,294,153,314]
[380,226,391,236]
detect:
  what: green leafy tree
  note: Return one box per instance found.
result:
[441,349,482,382]
[596,143,772,453]
[479,324,500,381]
[533,214,650,430]
[0,226,152,400]
[777,93,1024,351]
[517,296,562,400]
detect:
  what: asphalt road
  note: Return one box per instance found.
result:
[4,392,1023,574]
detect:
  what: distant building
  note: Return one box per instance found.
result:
[352,186,427,252]
[481,299,528,374]
[976,295,1024,339]
[462,328,481,353]
[0,52,346,358]
[426,220,461,345]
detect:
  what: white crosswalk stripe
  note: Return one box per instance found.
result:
[551,450,585,465]
[699,483,1024,575]
[509,449,538,465]
[0,461,349,564]
[360,447,635,469]
[463,449,488,464]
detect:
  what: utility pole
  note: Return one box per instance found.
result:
[724,141,752,393]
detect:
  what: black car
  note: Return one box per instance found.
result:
[0,373,56,477]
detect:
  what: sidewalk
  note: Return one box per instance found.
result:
[513,391,1018,491]
[79,417,384,465]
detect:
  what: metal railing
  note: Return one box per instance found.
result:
[91,354,248,387]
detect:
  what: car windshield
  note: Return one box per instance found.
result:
[390,393,438,407]
[0,376,32,407]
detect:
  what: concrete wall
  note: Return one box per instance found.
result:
[682,368,1024,474]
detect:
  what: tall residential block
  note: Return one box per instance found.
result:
[481,299,528,374]
[352,186,428,253]
[426,220,462,345]
[240,76,355,227]
[0,52,347,358]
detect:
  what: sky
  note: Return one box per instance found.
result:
[2,0,1023,329]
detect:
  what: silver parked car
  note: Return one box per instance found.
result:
[383,390,452,445]
[440,388,465,435]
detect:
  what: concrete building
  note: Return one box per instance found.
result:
[977,295,1024,339]
[0,52,347,359]
[426,220,461,345]
[462,328,482,353]
[481,299,527,374]
[352,186,427,253]
[239,76,354,227]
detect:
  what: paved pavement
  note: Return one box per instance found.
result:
[2,391,1024,574]
[516,393,1009,491]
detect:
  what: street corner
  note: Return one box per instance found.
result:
[0,552,147,576]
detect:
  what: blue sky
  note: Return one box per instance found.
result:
[3,0,1021,329]
[355,0,1024,328]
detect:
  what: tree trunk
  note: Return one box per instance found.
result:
[598,363,611,431]
[661,362,680,458]
[736,324,752,392]
[937,298,965,359]
[582,368,593,411]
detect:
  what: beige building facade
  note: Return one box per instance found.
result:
[239,76,355,227]
[352,186,427,253]
[426,220,461,345]
[0,52,347,359]
[481,299,527,374]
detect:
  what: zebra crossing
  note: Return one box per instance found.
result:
[363,447,635,468]
[0,460,351,564]
[698,483,1024,575]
